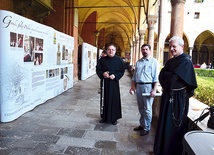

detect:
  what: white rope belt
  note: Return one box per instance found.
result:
[171,87,186,91]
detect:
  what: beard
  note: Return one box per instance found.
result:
[143,53,148,57]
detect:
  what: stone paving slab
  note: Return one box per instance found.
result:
[0,71,156,155]
[56,137,96,148]
[64,146,100,155]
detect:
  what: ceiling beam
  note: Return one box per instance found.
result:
[105,31,131,33]
[66,5,144,9]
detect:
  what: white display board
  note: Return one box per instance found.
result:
[0,10,74,122]
[81,42,97,80]
[99,49,103,58]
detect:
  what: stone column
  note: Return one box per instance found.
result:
[135,36,139,62]
[130,44,134,65]
[94,31,99,47]
[157,0,165,64]
[64,0,79,82]
[65,0,73,35]
[147,15,158,56]
[132,41,136,65]
[197,49,200,64]
[138,30,145,59]
[189,47,193,59]
[169,0,185,59]
[170,0,185,37]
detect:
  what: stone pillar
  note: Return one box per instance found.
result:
[189,47,193,59]
[130,44,134,65]
[64,0,79,82]
[130,45,133,65]
[94,31,99,47]
[132,41,136,65]
[138,30,145,59]
[170,0,185,37]
[135,36,139,62]
[169,0,186,58]
[147,15,158,56]
[197,49,200,64]
[65,0,72,35]
[157,0,165,64]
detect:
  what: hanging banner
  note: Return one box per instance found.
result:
[0,10,74,122]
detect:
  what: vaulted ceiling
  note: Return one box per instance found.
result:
[77,0,158,53]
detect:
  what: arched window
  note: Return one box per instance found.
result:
[199,46,208,64]
[192,45,198,65]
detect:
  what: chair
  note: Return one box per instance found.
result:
[182,130,214,155]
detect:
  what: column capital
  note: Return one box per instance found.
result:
[147,15,158,28]
[135,36,139,41]
[189,47,193,50]
[94,31,99,37]
[138,30,146,36]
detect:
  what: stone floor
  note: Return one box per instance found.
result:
[0,70,158,155]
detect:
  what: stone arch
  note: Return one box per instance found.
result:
[80,11,97,46]
[192,30,214,65]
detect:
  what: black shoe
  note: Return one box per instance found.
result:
[112,121,117,125]
[140,130,149,136]
[133,126,144,131]
[99,119,105,123]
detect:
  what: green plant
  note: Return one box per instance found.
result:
[194,68,214,77]
[194,76,214,107]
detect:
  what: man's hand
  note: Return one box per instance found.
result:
[109,74,115,80]
[129,88,135,95]
[150,89,156,97]
[103,71,110,78]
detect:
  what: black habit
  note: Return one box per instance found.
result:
[154,53,197,155]
[96,55,125,123]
